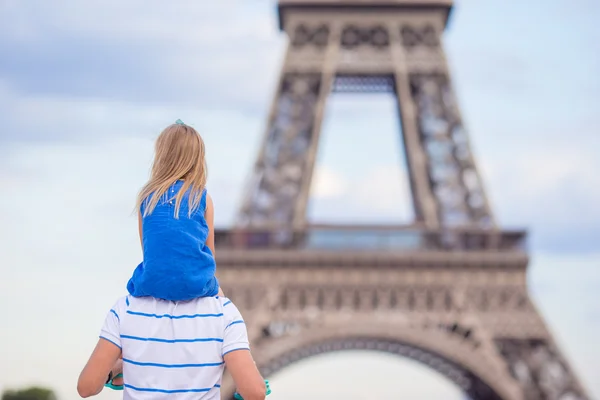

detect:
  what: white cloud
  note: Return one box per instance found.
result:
[480,142,600,240]
[0,0,286,115]
[355,165,412,216]
[308,164,413,224]
[0,1,277,44]
[483,147,598,203]
[311,165,348,199]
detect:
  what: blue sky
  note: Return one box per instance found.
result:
[0,0,598,399]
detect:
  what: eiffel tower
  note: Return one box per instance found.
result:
[215,1,589,399]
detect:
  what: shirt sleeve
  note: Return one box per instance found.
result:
[222,299,250,357]
[99,299,123,349]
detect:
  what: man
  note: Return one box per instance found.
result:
[77,295,266,400]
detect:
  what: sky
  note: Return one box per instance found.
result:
[0,0,598,399]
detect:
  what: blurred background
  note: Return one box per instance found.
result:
[0,0,598,399]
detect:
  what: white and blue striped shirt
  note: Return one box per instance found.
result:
[100,295,249,399]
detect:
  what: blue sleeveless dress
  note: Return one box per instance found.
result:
[127,181,219,301]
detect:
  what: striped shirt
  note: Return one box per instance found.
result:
[100,295,249,399]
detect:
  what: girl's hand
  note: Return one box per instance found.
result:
[111,359,124,385]
[111,374,124,386]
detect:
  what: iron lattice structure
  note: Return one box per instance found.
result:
[216,1,590,399]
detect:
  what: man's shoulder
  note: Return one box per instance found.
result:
[124,295,225,313]
[218,297,244,322]
[111,295,130,309]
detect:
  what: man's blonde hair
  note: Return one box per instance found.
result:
[137,122,207,218]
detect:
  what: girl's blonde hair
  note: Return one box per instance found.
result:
[137,122,207,218]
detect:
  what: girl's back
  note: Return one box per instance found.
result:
[128,181,218,301]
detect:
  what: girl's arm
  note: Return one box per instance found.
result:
[138,210,143,249]
[205,193,215,256]
[205,193,224,296]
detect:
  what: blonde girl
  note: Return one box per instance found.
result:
[127,119,222,300]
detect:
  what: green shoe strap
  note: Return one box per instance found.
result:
[104,373,124,391]
[234,379,271,399]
